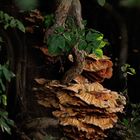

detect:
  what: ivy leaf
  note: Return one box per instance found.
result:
[97,0,106,6]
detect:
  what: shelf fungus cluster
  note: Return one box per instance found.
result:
[83,54,113,82]
[35,55,126,140]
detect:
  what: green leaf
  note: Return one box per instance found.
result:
[97,0,106,6]
[86,31,103,43]
[2,66,13,82]
[127,72,133,75]
[0,110,14,135]
[98,40,107,48]
[0,11,25,32]
[0,79,5,91]
[94,48,103,57]
[69,33,77,45]
[55,26,65,33]
[96,34,103,41]
[44,14,54,28]
[5,119,14,127]
[48,45,62,56]
[122,118,129,126]
[0,118,11,134]
[82,20,87,26]
[63,32,71,42]
[55,35,65,50]
[48,34,65,55]
[128,68,136,75]
[121,65,127,72]
[1,95,7,106]
[78,40,87,50]
[94,40,102,49]
[4,13,10,22]
[85,43,94,53]
[17,21,25,32]
[9,18,16,28]
[93,33,103,41]
[86,31,94,42]
[0,110,8,117]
